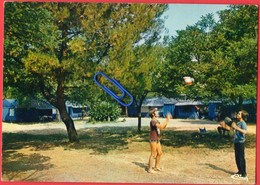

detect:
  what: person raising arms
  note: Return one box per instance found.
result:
[148,108,172,173]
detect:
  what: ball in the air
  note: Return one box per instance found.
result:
[183,76,194,85]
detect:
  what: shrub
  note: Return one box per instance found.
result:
[88,101,121,121]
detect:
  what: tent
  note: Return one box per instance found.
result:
[163,104,175,117]
[168,100,203,119]
[129,97,203,119]
[2,99,18,122]
[141,97,176,117]
[2,99,56,122]
[208,102,218,121]
[65,101,87,119]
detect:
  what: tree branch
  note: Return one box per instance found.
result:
[39,79,58,107]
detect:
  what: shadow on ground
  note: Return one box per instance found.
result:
[2,152,54,181]
[132,162,148,171]
[3,127,256,154]
[2,127,256,181]
[204,163,234,175]
[162,129,256,149]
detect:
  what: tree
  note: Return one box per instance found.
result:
[164,5,257,110]
[95,3,168,131]
[163,25,210,100]
[111,44,166,131]
[4,2,168,141]
[200,5,258,108]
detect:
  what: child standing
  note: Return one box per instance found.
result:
[147,108,172,173]
[220,110,249,180]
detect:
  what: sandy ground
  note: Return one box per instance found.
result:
[1,118,257,184]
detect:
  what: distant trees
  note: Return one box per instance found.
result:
[164,5,257,111]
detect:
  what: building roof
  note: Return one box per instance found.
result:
[65,101,87,108]
[142,97,203,106]
[30,99,55,109]
[142,97,172,107]
[174,100,203,106]
[3,99,54,109]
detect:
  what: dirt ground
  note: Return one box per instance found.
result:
[1,118,257,184]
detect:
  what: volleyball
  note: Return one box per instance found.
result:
[183,76,194,85]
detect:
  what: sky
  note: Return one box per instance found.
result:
[162,4,229,37]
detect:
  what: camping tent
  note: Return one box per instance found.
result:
[141,97,177,117]
[65,101,87,119]
[2,99,18,122]
[130,97,203,119]
[167,100,203,119]
[174,101,200,119]
[2,99,56,122]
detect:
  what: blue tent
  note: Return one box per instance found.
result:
[2,99,18,122]
[163,104,175,117]
[172,101,203,119]
[2,99,57,122]
[175,105,198,119]
[131,97,203,119]
[140,97,174,117]
[65,101,87,119]
[208,103,217,121]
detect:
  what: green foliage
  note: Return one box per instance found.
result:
[4,2,169,137]
[24,52,60,77]
[164,5,257,108]
[4,2,168,105]
[88,102,121,122]
[92,4,168,109]
[4,2,52,99]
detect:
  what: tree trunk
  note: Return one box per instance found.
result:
[125,106,128,117]
[136,92,148,132]
[41,73,79,143]
[138,115,142,131]
[56,108,61,121]
[137,106,142,131]
[58,104,79,143]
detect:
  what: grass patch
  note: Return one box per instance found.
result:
[3,127,256,155]
[161,130,256,149]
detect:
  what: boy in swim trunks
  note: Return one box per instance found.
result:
[148,108,172,173]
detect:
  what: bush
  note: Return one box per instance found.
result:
[88,102,121,122]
